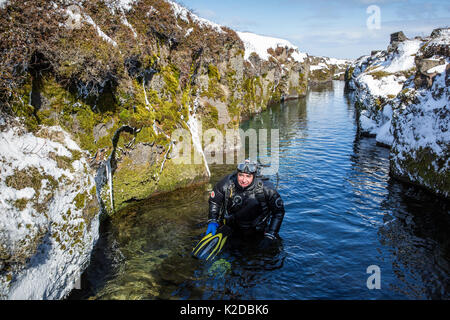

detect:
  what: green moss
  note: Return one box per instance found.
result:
[369,70,392,80]
[208,64,220,81]
[14,198,29,211]
[203,64,225,101]
[112,157,160,211]
[5,166,62,214]
[296,72,307,96]
[73,191,87,210]
[71,149,83,161]
[119,109,131,123]
[44,175,59,193]
[48,152,75,172]
[201,103,220,130]
[9,76,39,132]
[399,67,416,79]
[162,64,180,98]
[5,167,43,193]
[310,69,332,82]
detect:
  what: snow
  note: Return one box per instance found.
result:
[236,31,307,63]
[185,27,193,38]
[326,57,352,66]
[350,39,420,141]
[396,70,450,156]
[0,124,99,299]
[310,63,329,71]
[63,4,118,47]
[359,73,404,97]
[427,62,447,74]
[376,119,393,146]
[65,5,82,28]
[186,95,211,177]
[429,28,450,45]
[0,0,8,9]
[118,0,137,12]
[359,112,378,135]
[147,6,158,16]
[121,16,137,38]
[383,39,422,73]
[349,28,450,196]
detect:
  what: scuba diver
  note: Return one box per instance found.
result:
[193,159,285,260]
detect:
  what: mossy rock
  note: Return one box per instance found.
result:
[112,156,208,212]
[391,147,450,197]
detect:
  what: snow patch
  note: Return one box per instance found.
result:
[310,63,329,71]
[0,124,98,299]
[383,39,422,73]
[121,16,137,38]
[186,95,211,177]
[0,0,9,9]
[168,1,224,33]
[376,119,394,146]
[237,31,307,63]
[427,62,447,74]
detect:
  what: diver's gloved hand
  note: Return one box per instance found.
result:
[259,232,277,250]
[205,222,219,236]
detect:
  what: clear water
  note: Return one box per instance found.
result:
[69,81,450,300]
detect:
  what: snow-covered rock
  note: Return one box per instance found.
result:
[390,60,449,198]
[346,36,426,142]
[0,119,99,299]
[237,31,307,63]
[346,28,450,198]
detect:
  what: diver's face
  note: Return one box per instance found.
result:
[237,172,254,188]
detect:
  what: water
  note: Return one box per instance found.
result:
[69,81,450,300]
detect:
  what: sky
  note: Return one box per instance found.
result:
[178,0,450,59]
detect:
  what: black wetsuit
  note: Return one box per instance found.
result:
[208,173,285,238]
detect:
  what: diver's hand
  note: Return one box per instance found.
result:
[259,233,277,250]
[206,222,219,236]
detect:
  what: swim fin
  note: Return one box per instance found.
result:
[192,225,232,261]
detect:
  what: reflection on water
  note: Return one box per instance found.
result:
[69,81,450,300]
[379,182,450,299]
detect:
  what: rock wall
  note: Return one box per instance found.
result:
[345,28,449,198]
[308,56,351,86]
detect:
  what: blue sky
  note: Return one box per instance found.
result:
[178,0,450,59]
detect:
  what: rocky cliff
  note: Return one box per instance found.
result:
[308,56,351,85]
[345,28,449,198]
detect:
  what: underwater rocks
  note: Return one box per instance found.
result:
[308,56,352,86]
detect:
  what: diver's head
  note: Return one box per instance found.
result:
[236,159,257,188]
